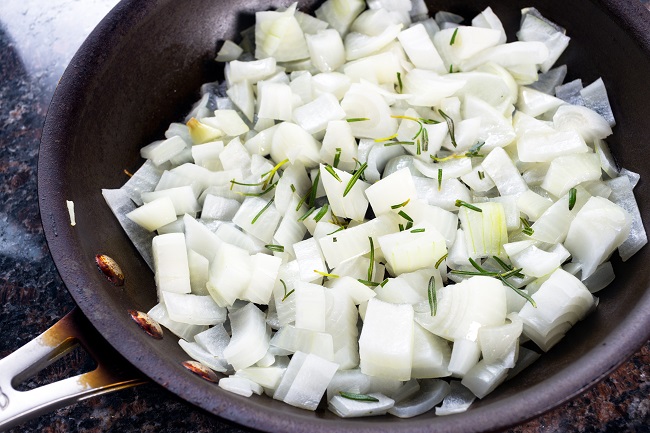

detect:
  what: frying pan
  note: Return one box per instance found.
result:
[1,0,649,431]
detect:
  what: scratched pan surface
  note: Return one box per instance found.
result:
[38,0,650,432]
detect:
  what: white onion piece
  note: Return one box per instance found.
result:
[402,69,466,107]
[344,23,403,61]
[194,324,230,357]
[294,281,328,332]
[326,275,376,304]
[270,325,334,360]
[224,303,270,370]
[241,253,282,304]
[519,269,595,351]
[478,313,523,365]
[274,351,339,411]
[378,222,447,275]
[510,243,570,278]
[319,214,397,268]
[472,6,506,44]
[179,340,230,373]
[553,104,612,143]
[325,288,360,369]
[232,197,282,244]
[433,27,502,66]
[207,242,252,307]
[365,168,417,216]
[506,346,540,379]
[121,160,164,206]
[102,189,155,269]
[413,177,471,212]
[343,51,402,85]
[255,5,310,62]
[183,214,223,262]
[359,298,414,380]
[435,380,476,416]
[152,233,191,294]
[460,41,549,71]
[460,358,510,399]
[517,13,569,73]
[142,186,200,217]
[328,393,395,417]
[315,0,365,35]
[580,77,616,127]
[147,303,207,341]
[448,338,481,376]
[481,147,528,196]
[306,29,346,73]
[458,202,508,259]
[341,84,398,139]
[163,292,226,325]
[320,120,358,172]
[320,164,370,221]
[397,23,445,73]
[389,379,451,418]
[564,196,631,279]
[294,237,328,283]
[273,260,300,326]
[606,175,647,261]
[271,122,321,168]
[293,93,347,134]
[187,249,209,295]
[236,366,285,390]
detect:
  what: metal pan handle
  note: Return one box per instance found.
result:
[0,308,146,431]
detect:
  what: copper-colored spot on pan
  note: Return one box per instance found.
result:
[95,254,125,286]
[128,309,163,340]
[182,360,219,383]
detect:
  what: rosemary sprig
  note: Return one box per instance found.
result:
[333,148,342,168]
[478,171,485,180]
[358,279,379,287]
[314,204,329,222]
[411,228,425,233]
[327,226,345,236]
[308,171,321,207]
[398,210,413,222]
[265,244,284,252]
[343,162,368,197]
[280,279,295,302]
[450,28,459,45]
[455,200,482,212]
[390,199,410,209]
[251,198,274,224]
[297,206,316,222]
[368,237,375,281]
[492,255,525,279]
[438,109,457,148]
[324,164,341,182]
[375,132,399,143]
[314,269,339,278]
[437,168,443,191]
[346,117,369,123]
[435,253,448,269]
[339,391,380,402]
[428,276,437,316]
[430,142,486,163]
[396,72,403,93]
[568,187,577,211]
[520,217,534,236]
[261,158,289,189]
[384,140,415,146]
[450,258,536,307]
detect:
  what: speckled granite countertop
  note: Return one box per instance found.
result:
[0,1,649,432]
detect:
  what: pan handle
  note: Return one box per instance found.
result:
[0,308,146,431]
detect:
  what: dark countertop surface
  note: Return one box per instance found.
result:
[0,1,649,432]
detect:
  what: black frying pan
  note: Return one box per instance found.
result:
[3,0,650,431]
